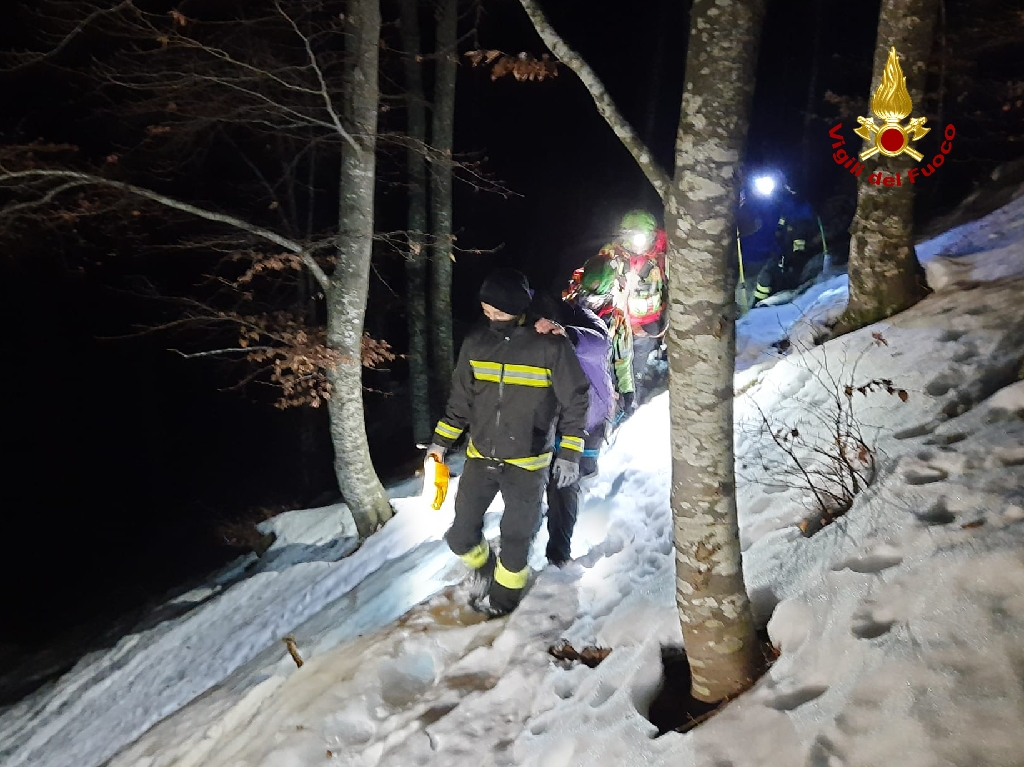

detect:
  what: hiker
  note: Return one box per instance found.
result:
[530,294,616,566]
[597,210,669,390]
[567,255,637,418]
[426,268,591,617]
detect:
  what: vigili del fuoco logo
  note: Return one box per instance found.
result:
[829,46,955,187]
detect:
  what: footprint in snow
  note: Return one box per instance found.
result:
[850,603,897,640]
[939,328,966,343]
[901,457,950,485]
[832,545,904,574]
[767,683,829,712]
[925,373,960,398]
[914,498,957,526]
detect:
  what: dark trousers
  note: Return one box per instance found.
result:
[545,429,602,563]
[632,332,661,400]
[446,457,546,610]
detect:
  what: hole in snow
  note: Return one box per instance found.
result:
[645,636,774,736]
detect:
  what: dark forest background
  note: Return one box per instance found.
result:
[0,0,1020,658]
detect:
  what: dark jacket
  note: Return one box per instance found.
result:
[433,318,591,469]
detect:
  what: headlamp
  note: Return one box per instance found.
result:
[625,230,652,253]
[753,175,776,197]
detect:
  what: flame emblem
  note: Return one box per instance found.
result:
[854,47,930,162]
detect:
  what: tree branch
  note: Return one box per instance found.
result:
[516,0,671,201]
[272,0,359,152]
[0,168,330,290]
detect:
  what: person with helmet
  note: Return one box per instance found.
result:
[426,268,591,617]
[567,255,636,418]
[737,173,822,307]
[598,210,668,396]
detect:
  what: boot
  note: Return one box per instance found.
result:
[467,549,497,601]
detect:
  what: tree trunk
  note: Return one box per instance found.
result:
[326,0,393,539]
[666,0,765,703]
[835,0,939,334]
[430,0,457,405]
[400,0,432,445]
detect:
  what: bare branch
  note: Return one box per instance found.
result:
[272,0,359,152]
[171,346,274,359]
[516,0,671,200]
[0,168,330,290]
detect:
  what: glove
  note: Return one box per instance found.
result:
[426,443,447,462]
[552,457,580,489]
[621,391,636,413]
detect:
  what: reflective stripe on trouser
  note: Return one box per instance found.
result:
[754,283,771,300]
[445,457,546,612]
[458,538,490,569]
[494,558,529,589]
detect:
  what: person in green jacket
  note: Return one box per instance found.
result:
[426,268,591,617]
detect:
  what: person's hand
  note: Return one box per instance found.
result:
[534,317,565,336]
[552,458,580,489]
[425,443,446,462]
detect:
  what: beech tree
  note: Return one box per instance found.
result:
[0,0,393,538]
[518,0,765,701]
[834,0,939,333]
[399,0,432,445]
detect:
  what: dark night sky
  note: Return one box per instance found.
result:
[0,0,1013,669]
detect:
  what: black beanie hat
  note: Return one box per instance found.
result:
[479,268,532,317]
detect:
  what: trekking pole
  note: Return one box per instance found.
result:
[736,229,750,313]
[817,215,831,274]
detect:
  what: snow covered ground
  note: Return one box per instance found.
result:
[3,189,1024,767]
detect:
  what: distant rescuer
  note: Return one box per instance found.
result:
[426,268,591,617]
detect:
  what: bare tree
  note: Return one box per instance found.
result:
[517,0,764,701]
[430,0,458,402]
[399,0,432,445]
[833,0,939,333]
[0,0,393,538]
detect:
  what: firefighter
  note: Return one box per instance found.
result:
[426,268,591,617]
[737,173,822,306]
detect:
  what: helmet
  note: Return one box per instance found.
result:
[619,210,657,234]
[580,255,617,295]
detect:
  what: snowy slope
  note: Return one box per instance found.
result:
[3,192,1024,767]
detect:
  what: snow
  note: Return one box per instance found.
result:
[4,191,1024,767]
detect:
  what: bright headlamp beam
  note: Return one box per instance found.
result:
[753,175,776,197]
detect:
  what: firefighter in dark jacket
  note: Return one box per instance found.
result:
[426,268,592,617]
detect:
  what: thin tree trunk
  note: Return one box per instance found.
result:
[835,0,939,334]
[400,0,432,445]
[666,0,765,703]
[430,0,457,403]
[326,0,392,539]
